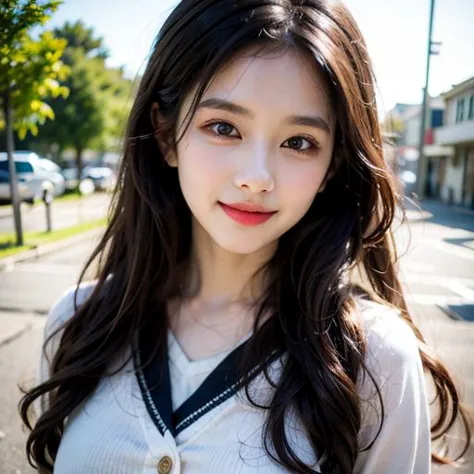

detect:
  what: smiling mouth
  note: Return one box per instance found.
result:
[218,202,277,226]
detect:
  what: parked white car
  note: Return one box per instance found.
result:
[38,158,66,196]
[0,151,66,203]
[0,170,39,202]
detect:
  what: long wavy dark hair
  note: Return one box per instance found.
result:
[19,0,472,472]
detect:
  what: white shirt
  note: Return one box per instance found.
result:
[37,281,431,473]
[168,329,252,412]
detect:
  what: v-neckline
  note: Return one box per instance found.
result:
[167,329,253,375]
[135,323,281,437]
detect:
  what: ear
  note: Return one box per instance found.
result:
[150,102,178,167]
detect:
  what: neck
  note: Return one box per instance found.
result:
[182,218,276,307]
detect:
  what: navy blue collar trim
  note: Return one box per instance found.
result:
[135,327,281,437]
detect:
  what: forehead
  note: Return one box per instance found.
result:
[198,47,334,124]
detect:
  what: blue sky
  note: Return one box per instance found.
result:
[47,0,474,114]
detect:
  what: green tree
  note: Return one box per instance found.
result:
[0,0,69,246]
[37,21,133,178]
[93,64,134,155]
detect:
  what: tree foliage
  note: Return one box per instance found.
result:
[0,0,69,138]
[36,20,133,171]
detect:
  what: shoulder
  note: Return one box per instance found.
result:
[354,296,426,414]
[37,280,99,389]
[352,301,431,472]
[45,280,98,336]
[355,297,421,373]
[354,296,427,427]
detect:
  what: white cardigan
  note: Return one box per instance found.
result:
[37,281,431,474]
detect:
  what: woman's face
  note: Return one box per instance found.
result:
[167,48,336,255]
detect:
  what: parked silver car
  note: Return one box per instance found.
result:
[0,151,65,203]
[85,166,117,191]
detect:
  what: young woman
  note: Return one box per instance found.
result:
[20,0,471,473]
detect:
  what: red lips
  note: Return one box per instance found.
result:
[218,201,277,226]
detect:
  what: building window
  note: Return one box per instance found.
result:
[431,109,443,128]
[456,98,465,123]
[469,95,474,120]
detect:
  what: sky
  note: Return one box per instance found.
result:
[46,0,474,115]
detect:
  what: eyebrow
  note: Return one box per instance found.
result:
[197,98,331,134]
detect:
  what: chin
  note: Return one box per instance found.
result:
[212,232,278,256]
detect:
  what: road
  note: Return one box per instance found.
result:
[0,193,110,234]
[395,203,474,322]
[0,199,473,473]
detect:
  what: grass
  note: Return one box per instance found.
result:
[0,218,106,259]
[54,190,83,203]
[32,189,88,205]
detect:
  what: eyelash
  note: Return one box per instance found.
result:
[203,120,321,155]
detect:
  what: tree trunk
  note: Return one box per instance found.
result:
[3,91,23,246]
[75,146,83,190]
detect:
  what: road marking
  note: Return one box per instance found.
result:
[447,282,474,300]
[422,238,474,262]
[400,260,435,273]
[402,275,474,287]
[408,294,472,306]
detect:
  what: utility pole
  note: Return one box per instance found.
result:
[416,0,440,198]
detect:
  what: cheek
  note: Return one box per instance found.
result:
[278,159,328,208]
[178,138,230,183]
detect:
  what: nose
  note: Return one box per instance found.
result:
[233,144,274,193]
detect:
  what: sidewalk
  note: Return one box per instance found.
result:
[404,198,474,231]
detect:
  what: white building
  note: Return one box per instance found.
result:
[389,98,453,198]
[435,76,474,208]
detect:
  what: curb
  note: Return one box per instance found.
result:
[0,312,46,348]
[437,304,463,321]
[0,226,105,272]
[0,320,37,348]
